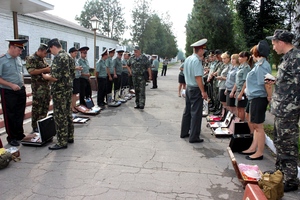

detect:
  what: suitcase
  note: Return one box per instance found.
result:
[229,134,253,152]
[243,184,267,200]
[207,111,234,129]
[206,107,227,122]
[213,115,241,137]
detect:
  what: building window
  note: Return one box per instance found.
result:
[60,40,67,51]
[74,42,80,59]
[96,46,99,60]
[40,38,51,59]
[19,35,29,60]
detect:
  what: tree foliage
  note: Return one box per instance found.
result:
[75,0,125,40]
[130,2,178,58]
[130,0,152,51]
[185,0,235,56]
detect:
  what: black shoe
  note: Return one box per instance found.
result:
[68,139,74,144]
[245,155,263,160]
[150,87,157,89]
[48,144,68,150]
[146,84,148,86]
[180,134,190,138]
[9,139,20,146]
[238,151,256,155]
[284,183,298,192]
[134,105,140,109]
[189,138,204,143]
[139,106,144,109]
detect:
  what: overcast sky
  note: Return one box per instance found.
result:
[43,0,193,51]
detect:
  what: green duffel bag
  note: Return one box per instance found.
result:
[258,170,284,200]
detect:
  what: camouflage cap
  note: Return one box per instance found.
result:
[39,43,48,51]
[266,29,294,43]
[134,46,140,51]
[47,38,61,48]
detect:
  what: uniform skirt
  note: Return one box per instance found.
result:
[178,74,185,84]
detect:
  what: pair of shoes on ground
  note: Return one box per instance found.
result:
[180,134,204,143]
[134,105,144,109]
[284,182,298,192]
[48,139,74,150]
[9,139,20,146]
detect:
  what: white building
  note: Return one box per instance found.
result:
[0,10,119,68]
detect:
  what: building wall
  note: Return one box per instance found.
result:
[0,12,119,68]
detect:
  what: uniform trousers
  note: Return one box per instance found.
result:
[0,87,26,142]
[161,65,167,76]
[31,83,50,129]
[132,73,146,107]
[97,77,107,106]
[121,72,129,88]
[106,74,114,95]
[152,70,158,88]
[181,86,203,142]
[79,78,91,105]
[114,74,122,97]
[274,116,299,186]
[52,90,73,146]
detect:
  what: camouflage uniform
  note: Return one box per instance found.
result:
[127,54,151,107]
[51,50,75,146]
[26,53,50,130]
[270,48,300,186]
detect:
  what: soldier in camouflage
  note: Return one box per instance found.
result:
[266,29,300,192]
[127,46,152,109]
[26,44,51,132]
[42,39,75,150]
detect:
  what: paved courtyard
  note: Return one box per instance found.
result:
[0,63,299,200]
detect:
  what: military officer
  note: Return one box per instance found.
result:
[26,43,51,132]
[266,29,300,192]
[151,55,159,89]
[96,49,108,107]
[180,39,208,143]
[0,39,28,146]
[42,38,75,150]
[78,46,91,107]
[113,49,124,100]
[106,48,115,100]
[127,46,152,109]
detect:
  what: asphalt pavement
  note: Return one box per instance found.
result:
[0,62,299,200]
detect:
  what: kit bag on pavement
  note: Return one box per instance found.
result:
[258,170,284,200]
[0,149,12,169]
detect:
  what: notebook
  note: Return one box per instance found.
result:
[21,115,56,146]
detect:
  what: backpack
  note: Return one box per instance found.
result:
[258,170,284,200]
[0,148,12,169]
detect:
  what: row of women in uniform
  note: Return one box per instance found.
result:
[205,40,272,161]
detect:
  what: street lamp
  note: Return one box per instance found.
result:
[90,16,100,74]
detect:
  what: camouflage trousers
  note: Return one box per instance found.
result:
[31,84,50,129]
[132,74,146,107]
[52,90,74,146]
[274,116,300,185]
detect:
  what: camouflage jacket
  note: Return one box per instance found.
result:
[26,52,49,85]
[50,50,75,93]
[127,54,150,76]
[270,48,300,117]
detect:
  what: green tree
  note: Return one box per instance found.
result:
[75,0,125,40]
[130,0,152,51]
[185,0,235,56]
[141,14,178,58]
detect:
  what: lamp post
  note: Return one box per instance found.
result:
[90,16,100,74]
